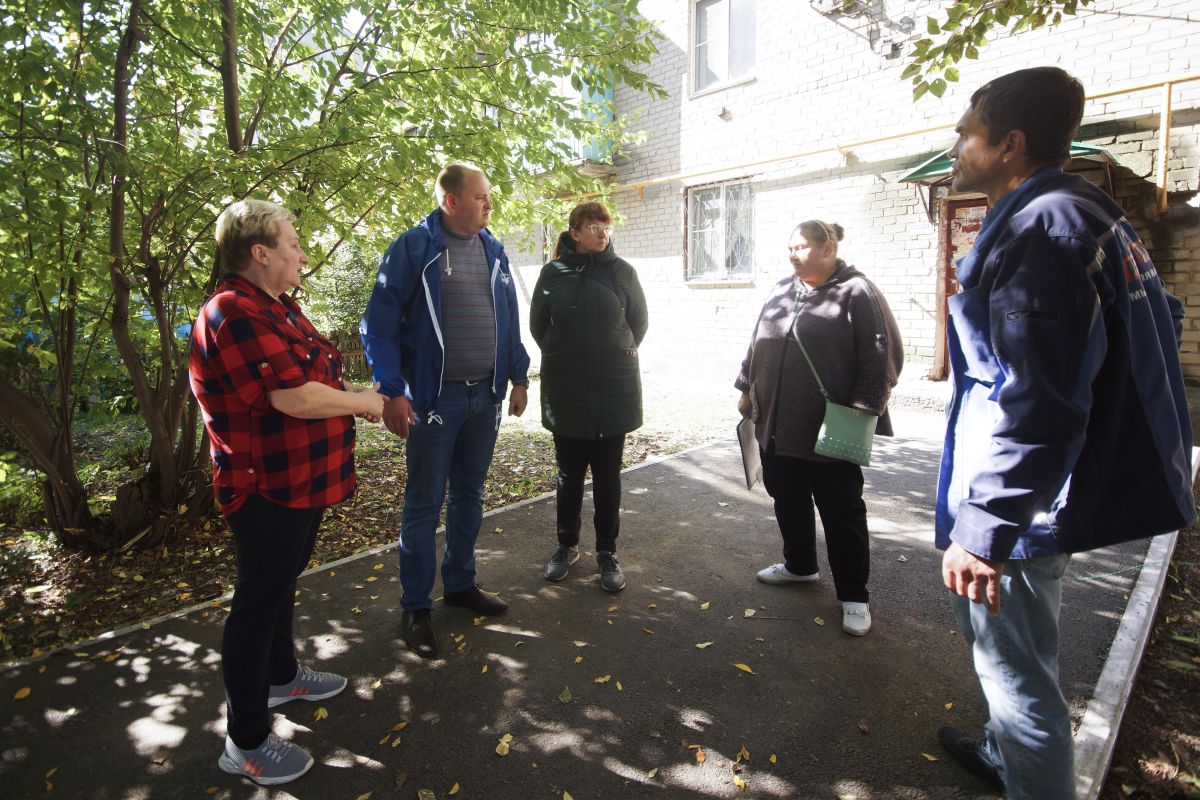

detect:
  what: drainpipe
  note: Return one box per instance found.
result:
[1156,81,1173,215]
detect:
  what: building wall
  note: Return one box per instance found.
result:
[513,0,1200,382]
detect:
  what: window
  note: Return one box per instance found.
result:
[693,0,756,93]
[686,180,754,281]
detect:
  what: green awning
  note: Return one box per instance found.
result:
[897,142,1110,184]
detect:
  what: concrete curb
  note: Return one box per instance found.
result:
[1074,529,1178,800]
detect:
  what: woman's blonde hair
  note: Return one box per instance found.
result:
[215,199,293,271]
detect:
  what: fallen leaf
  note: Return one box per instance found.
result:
[642,628,654,635]
[481,665,488,674]
[371,678,382,689]
[695,641,714,649]
[647,603,657,609]
[573,640,588,647]
[695,746,706,765]
[700,601,710,610]
[314,707,328,721]
[858,722,869,735]
[417,790,435,800]
[718,501,729,507]
[770,753,777,764]
[897,554,909,562]
[356,792,373,800]
[563,792,574,800]
[453,634,465,644]
[737,744,751,762]
[921,752,941,761]
[374,562,384,570]
[734,775,746,789]
[473,616,484,626]
[379,734,392,745]
[607,605,619,613]
[574,656,583,664]
[814,617,825,626]
[616,681,624,691]
[14,687,31,700]
[559,686,573,703]
[45,768,57,778]
[647,767,658,778]
[448,782,460,795]
[494,527,503,533]
[594,674,612,683]
[732,663,756,675]
[743,608,756,618]
[392,722,409,731]
[837,795,858,800]
[499,733,513,743]
[944,702,953,711]
[496,741,510,756]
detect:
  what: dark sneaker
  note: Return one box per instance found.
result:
[545,545,581,582]
[268,665,347,708]
[218,733,313,786]
[937,726,1005,791]
[597,551,625,592]
[443,584,508,616]
[402,609,439,659]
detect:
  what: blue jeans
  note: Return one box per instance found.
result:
[950,553,1074,800]
[399,382,500,611]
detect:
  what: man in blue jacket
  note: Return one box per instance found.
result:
[361,163,530,659]
[935,67,1195,799]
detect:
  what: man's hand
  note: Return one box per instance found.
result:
[508,384,528,417]
[383,395,416,439]
[942,542,1006,616]
[737,392,752,417]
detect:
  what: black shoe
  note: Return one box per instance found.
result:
[402,609,439,659]
[597,551,625,592]
[442,585,508,616]
[937,726,1005,791]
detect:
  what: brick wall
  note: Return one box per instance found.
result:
[505,0,1200,381]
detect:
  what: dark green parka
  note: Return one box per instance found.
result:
[529,233,649,439]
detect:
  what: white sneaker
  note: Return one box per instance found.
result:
[842,602,871,636]
[756,563,819,585]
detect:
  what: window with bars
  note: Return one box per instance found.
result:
[693,0,756,93]
[686,180,754,281]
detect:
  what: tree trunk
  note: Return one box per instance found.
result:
[0,378,106,548]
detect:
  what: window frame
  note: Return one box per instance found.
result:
[684,178,756,284]
[690,0,757,96]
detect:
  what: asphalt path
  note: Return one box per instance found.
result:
[0,431,1146,799]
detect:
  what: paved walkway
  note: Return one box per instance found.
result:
[0,427,1155,799]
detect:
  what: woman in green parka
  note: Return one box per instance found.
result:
[530,202,648,592]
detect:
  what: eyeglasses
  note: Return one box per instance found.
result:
[583,224,614,237]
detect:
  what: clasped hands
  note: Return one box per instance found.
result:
[380,385,528,439]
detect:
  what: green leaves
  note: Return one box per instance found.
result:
[904,0,1095,102]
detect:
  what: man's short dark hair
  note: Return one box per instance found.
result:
[970,67,1085,163]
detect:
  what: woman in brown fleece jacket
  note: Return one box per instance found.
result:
[735,220,903,636]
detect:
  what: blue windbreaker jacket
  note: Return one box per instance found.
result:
[936,167,1195,561]
[359,209,530,412]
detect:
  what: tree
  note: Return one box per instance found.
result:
[0,0,662,548]
[902,0,1094,99]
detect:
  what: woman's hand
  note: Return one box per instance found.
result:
[737,392,752,417]
[354,383,387,423]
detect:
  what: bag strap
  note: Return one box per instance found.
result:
[790,325,831,401]
[581,265,629,310]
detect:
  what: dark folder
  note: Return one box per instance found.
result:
[737,415,761,490]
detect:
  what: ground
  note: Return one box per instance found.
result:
[0,376,1197,797]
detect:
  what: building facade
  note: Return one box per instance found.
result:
[509,0,1200,386]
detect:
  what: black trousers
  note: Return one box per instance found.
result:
[553,434,626,553]
[222,494,323,749]
[760,449,870,603]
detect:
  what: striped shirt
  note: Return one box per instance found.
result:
[439,230,496,381]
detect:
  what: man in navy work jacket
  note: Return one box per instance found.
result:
[361,162,530,659]
[935,67,1195,799]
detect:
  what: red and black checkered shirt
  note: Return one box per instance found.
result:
[189,274,356,516]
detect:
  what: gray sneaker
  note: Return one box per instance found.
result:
[218,733,313,785]
[545,545,581,582]
[268,664,347,708]
[597,551,625,592]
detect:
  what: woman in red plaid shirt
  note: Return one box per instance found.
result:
[190,199,387,786]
